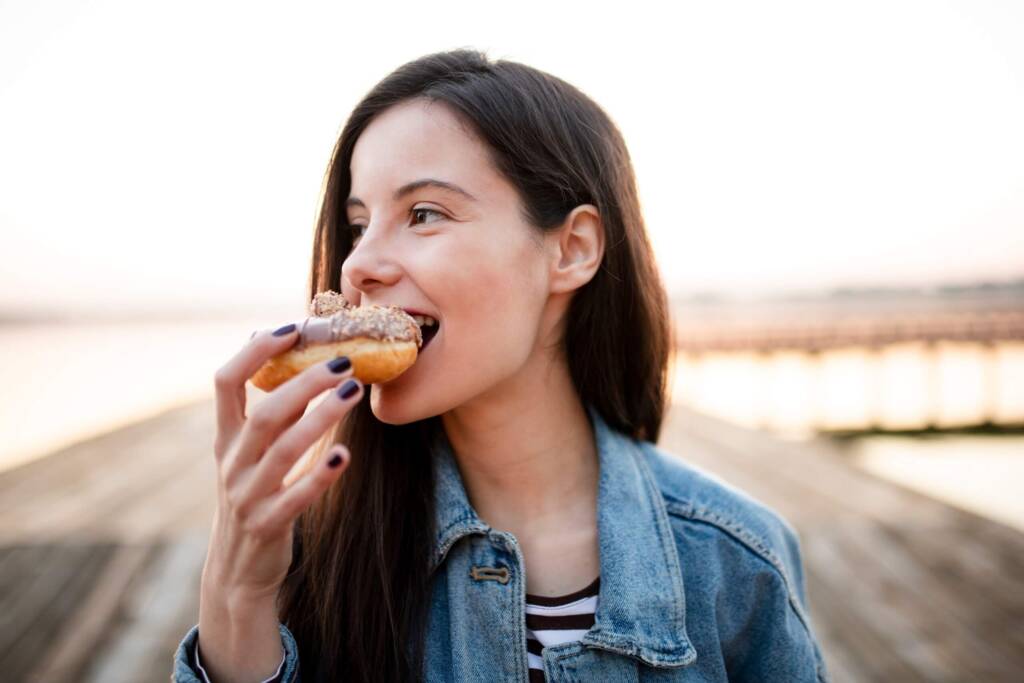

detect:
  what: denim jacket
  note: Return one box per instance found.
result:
[174,404,830,681]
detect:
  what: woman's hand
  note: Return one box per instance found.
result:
[196,324,363,681]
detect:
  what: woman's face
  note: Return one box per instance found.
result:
[340,98,553,424]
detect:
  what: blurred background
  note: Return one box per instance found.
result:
[1,0,1021,680]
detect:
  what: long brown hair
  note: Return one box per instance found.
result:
[278,48,672,681]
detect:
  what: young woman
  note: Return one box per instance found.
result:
[173,49,829,682]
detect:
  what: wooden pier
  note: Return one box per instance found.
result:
[0,393,1021,681]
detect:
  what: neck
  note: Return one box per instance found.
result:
[440,350,598,539]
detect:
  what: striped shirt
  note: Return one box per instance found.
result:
[525,576,600,681]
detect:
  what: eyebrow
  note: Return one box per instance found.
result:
[345,178,478,209]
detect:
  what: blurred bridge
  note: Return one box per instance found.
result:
[669,297,1024,432]
[673,305,1024,353]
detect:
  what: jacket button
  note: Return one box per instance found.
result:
[470,565,510,584]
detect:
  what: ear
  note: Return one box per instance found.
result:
[547,204,605,295]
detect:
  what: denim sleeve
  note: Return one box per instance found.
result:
[726,524,830,683]
[172,622,301,682]
[777,519,811,609]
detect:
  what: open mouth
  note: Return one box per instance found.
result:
[421,322,440,351]
[407,315,440,352]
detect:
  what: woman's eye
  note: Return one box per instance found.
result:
[348,208,444,244]
[348,224,367,241]
[411,207,446,225]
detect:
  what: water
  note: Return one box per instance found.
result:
[0,317,279,471]
[841,433,1024,532]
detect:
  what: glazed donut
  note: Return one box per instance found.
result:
[251,291,423,391]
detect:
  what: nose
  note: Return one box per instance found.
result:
[340,224,402,296]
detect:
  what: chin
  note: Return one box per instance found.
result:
[368,383,428,425]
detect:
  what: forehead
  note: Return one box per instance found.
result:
[349,99,495,192]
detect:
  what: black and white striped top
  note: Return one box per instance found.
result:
[525,576,600,682]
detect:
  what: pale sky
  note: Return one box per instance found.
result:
[1,0,1022,316]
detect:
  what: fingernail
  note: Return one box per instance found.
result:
[327,356,351,373]
[338,379,360,400]
[272,323,297,337]
[328,452,344,468]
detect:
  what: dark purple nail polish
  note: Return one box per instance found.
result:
[272,323,297,337]
[328,356,351,373]
[338,379,360,400]
[328,453,344,468]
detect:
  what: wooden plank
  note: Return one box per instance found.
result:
[26,543,156,683]
[804,562,922,683]
[99,448,216,542]
[0,544,49,615]
[0,543,116,680]
[877,521,1024,639]
[837,520,1018,679]
[803,528,949,681]
[0,401,214,542]
[0,401,209,516]
[83,533,207,683]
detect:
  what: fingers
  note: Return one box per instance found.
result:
[236,375,364,501]
[229,355,360,474]
[213,323,301,457]
[247,444,352,535]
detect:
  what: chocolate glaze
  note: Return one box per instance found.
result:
[296,305,422,350]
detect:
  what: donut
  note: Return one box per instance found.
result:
[251,291,423,391]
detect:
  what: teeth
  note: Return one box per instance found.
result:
[411,314,438,327]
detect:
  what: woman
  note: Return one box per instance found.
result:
[173,49,829,682]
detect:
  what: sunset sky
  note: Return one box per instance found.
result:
[1,0,1022,316]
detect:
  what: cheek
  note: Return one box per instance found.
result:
[370,229,548,419]
[438,233,546,353]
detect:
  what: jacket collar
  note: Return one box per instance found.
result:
[428,404,696,668]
